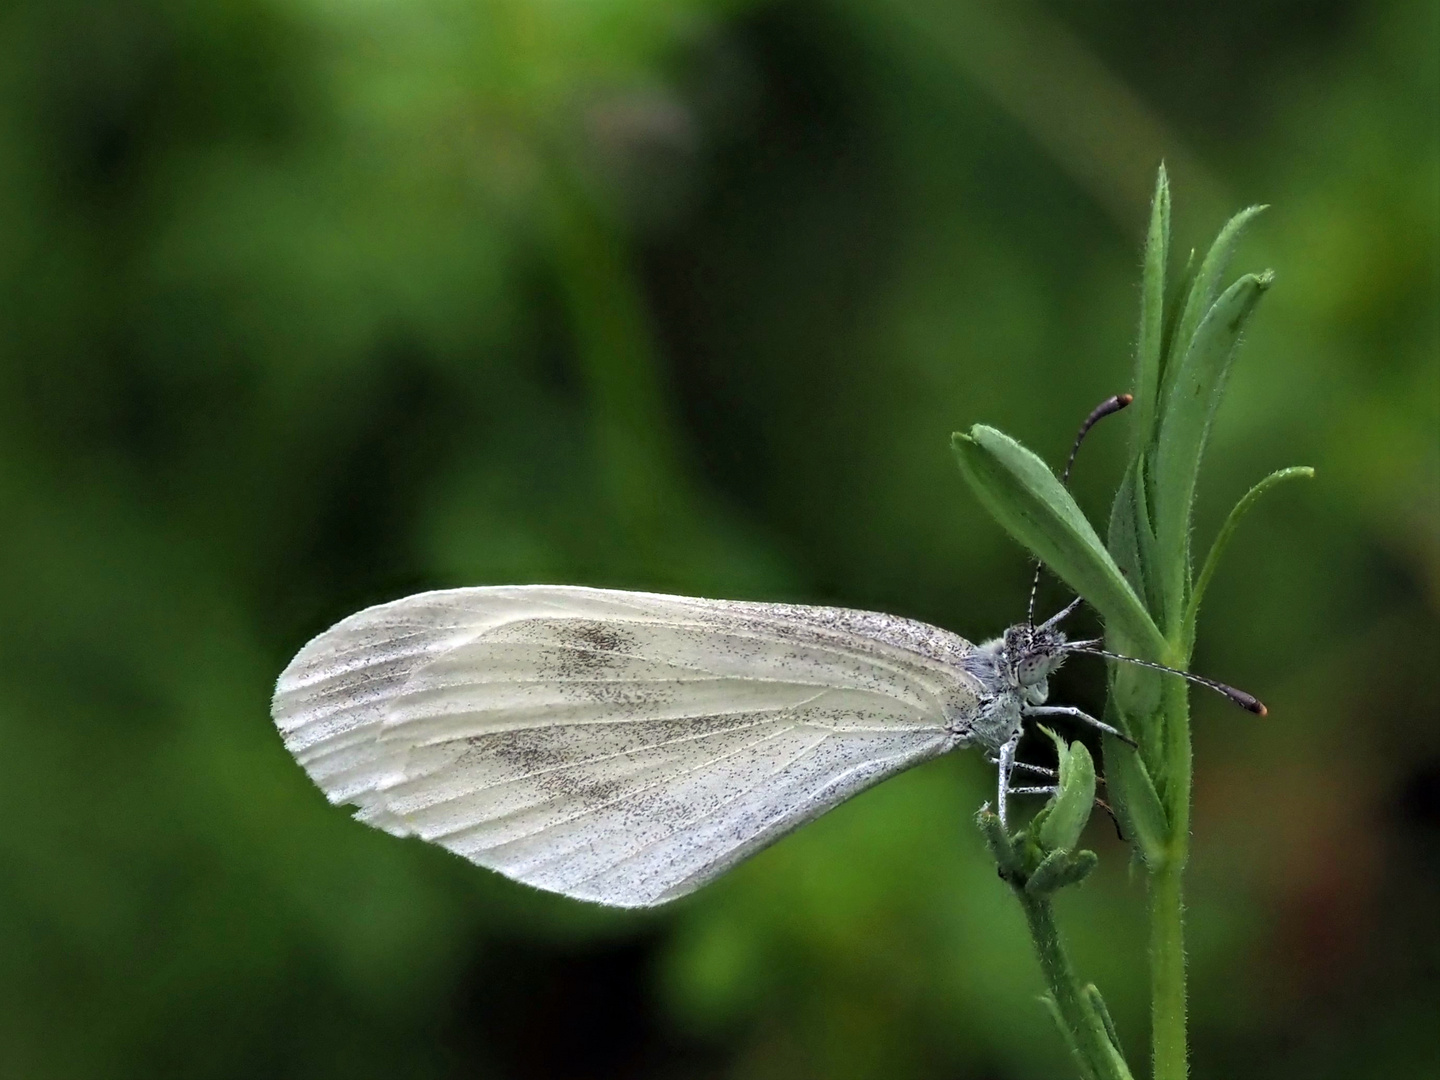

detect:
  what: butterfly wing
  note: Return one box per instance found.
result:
[273,586,985,907]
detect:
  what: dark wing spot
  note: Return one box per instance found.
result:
[548,621,636,677]
[466,713,766,804]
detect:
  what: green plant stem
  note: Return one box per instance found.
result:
[1148,862,1188,1080]
[1019,892,1133,1080]
[1150,676,1192,1080]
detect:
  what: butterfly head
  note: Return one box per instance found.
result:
[1002,623,1069,705]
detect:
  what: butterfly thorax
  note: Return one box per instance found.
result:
[957,623,1070,749]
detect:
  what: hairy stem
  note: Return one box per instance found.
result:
[1149,861,1188,1080]
[1150,676,1192,1080]
[1020,892,1134,1080]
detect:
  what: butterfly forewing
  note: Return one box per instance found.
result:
[273,586,985,907]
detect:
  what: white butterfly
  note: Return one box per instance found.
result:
[271,585,1112,908]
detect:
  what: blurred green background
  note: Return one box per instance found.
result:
[1,1,1436,1077]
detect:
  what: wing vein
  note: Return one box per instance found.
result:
[566,730,834,889]
[441,722,805,854]
[390,715,781,794]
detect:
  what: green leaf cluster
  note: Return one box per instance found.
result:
[976,736,1127,1080]
[953,167,1312,1080]
[953,166,1309,853]
[976,733,1099,898]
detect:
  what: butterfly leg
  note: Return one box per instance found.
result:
[1024,704,1136,747]
[995,731,1022,829]
[988,756,1057,780]
[1008,785,1059,796]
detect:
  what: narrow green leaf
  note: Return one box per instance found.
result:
[1107,457,1165,623]
[1159,247,1198,386]
[1151,271,1273,632]
[1026,849,1074,895]
[1185,466,1314,645]
[1150,249,1196,510]
[1107,462,1167,725]
[1163,204,1268,399]
[1128,458,1165,624]
[1039,993,1098,1080]
[1026,849,1099,895]
[1067,850,1100,886]
[1027,800,1053,835]
[953,426,1168,659]
[1102,737,1170,867]
[1130,165,1170,456]
[1107,465,1144,594]
[1039,734,1097,853]
[1084,984,1126,1062]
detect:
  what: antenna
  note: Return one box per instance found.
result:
[1062,641,1267,716]
[1026,393,1134,627]
[1037,595,1084,631]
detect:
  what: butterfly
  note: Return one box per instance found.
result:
[271,584,1119,907]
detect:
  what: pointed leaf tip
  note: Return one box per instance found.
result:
[1151,272,1273,627]
[1167,205,1269,375]
[1186,466,1314,640]
[1131,169,1173,454]
[952,424,1167,657]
